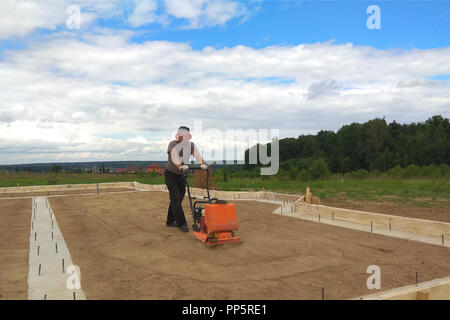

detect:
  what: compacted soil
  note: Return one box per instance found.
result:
[0,199,31,299]
[49,191,450,300]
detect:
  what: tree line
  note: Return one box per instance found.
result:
[245,115,449,175]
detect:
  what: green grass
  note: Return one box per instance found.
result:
[215,176,450,208]
[1,172,449,208]
[0,172,165,188]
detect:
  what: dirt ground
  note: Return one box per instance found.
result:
[49,191,450,300]
[322,199,450,223]
[0,188,136,199]
[0,199,30,299]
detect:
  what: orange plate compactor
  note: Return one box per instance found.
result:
[184,165,242,246]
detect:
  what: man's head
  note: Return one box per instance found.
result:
[176,126,192,141]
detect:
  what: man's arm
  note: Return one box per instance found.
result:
[193,144,205,165]
[193,144,207,170]
[170,149,182,167]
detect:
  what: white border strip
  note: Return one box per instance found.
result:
[27,197,86,300]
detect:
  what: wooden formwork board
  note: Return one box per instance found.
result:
[357,276,450,300]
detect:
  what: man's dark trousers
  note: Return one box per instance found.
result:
[165,169,187,227]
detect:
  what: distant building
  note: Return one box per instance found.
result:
[146,164,164,175]
[115,168,126,174]
[125,165,141,174]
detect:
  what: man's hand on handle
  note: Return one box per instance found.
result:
[179,164,207,172]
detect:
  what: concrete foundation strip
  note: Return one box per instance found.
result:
[0,182,134,194]
[291,202,449,248]
[27,197,86,300]
[0,188,137,200]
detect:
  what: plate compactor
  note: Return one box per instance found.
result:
[183,164,242,246]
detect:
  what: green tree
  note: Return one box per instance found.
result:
[363,118,389,170]
[387,165,404,178]
[244,115,449,175]
[439,163,450,176]
[349,169,369,179]
[51,165,62,173]
[298,168,309,181]
[403,165,421,178]
[276,169,288,181]
[309,159,330,180]
[288,167,299,180]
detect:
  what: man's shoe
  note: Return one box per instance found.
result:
[179,225,189,233]
[166,222,178,227]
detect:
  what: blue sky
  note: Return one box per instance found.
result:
[0,0,449,164]
[2,1,450,52]
[126,1,450,50]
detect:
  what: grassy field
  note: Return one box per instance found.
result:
[0,172,165,188]
[1,172,448,208]
[216,176,450,208]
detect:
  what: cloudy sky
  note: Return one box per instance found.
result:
[0,0,449,164]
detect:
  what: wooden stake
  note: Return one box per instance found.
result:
[38,264,41,276]
[321,287,325,300]
[37,246,40,256]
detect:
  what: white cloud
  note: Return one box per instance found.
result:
[126,136,149,144]
[128,0,159,27]
[203,0,241,25]
[306,79,342,100]
[164,0,246,28]
[0,0,66,39]
[0,32,449,164]
[0,0,125,40]
[0,0,257,40]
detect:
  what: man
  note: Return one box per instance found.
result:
[165,126,207,232]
